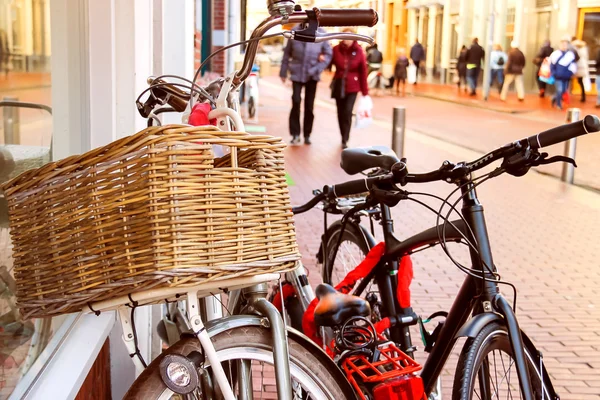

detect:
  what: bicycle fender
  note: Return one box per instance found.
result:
[455,312,502,338]
[317,220,375,263]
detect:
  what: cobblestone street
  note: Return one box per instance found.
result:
[257,78,600,398]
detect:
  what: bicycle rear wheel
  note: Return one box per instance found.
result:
[453,322,552,400]
[125,325,354,399]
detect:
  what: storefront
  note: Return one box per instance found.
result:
[0,0,51,73]
[0,1,197,398]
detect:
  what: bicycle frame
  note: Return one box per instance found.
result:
[286,179,553,399]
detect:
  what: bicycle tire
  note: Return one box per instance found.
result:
[322,221,372,286]
[453,322,552,400]
[124,325,354,399]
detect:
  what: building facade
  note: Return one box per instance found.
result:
[401,0,600,91]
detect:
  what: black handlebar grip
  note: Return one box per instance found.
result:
[527,115,600,149]
[332,178,371,198]
[313,8,379,27]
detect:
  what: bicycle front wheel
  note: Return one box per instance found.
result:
[124,325,354,399]
[453,322,552,400]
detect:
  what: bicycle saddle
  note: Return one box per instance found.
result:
[314,284,371,327]
[340,146,400,175]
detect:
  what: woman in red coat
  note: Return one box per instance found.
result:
[331,33,369,148]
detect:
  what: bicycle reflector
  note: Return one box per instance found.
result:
[372,375,426,400]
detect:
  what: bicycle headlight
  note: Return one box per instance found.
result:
[159,353,200,394]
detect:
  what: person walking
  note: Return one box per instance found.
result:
[488,44,507,94]
[280,27,333,145]
[533,40,554,97]
[456,45,468,91]
[366,43,383,74]
[394,48,409,96]
[465,38,485,96]
[572,39,590,103]
[500,41,526,102]
[409,39,425,84]
[549,37,577,111]
[596,47,600,108]
[331,32,369,149]
[0,30,9,78]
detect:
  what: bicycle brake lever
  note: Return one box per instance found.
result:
[533,155,577,168]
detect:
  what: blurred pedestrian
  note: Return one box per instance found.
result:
[0,30,8,78]
[488,44,507,94]
[394,48,409,96]
[366,43,383,74]
[280,26,332,145]
[500,41,525,102]
[456,45,468,91]
[466,38,485,96]
[596,47,600,108]
[409,39,425,84]
[572,39,590,103]
[331,30,369,149]
[533,40,554,97]
[549,37,577,111]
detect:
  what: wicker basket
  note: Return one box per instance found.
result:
[2,125,300,318]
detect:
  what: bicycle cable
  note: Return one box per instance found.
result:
[438,173,519,310]
[150,74,216,107]
[190,32,285,109]
[405,171,518,310]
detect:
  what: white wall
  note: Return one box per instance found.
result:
[47,1,196,398]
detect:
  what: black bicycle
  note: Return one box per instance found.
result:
[287,115,600,399]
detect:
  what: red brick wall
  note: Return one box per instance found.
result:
[212,0,227,75]
[195,29,202,71]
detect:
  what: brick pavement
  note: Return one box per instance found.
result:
[257,78,600,398]
[265,74,600,191]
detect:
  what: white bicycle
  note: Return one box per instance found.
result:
[124,2,378,399]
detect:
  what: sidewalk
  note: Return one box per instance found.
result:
[399,80,599,117]
[0,73,52,147]
[263,75,600,191]
[255,80,600,399]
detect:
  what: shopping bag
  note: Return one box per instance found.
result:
[407,64,417,84]
[583,76,592,92]
[538,57,553,84]
[354,95,373,129]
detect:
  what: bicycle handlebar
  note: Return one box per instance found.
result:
[314,8,379,27]
[235,8,378,85]
[293,115,600,213]
[526,114,600,149]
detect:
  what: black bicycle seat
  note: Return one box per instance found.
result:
[340,146,400,175]
[313,284,371,327]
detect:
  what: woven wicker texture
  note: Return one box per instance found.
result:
[2,125,300,318]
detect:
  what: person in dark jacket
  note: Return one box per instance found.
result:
[596,48,600,108]
[366,43,383,74]
[331,33,370,149]
[500,41,526,102]
[394,48,409,96]
[456,45,468,91]
[534,40,554,97]
[465,38,485,96]
[409,39,425,84]
[280,26,333,145]
[0,30,8,77]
